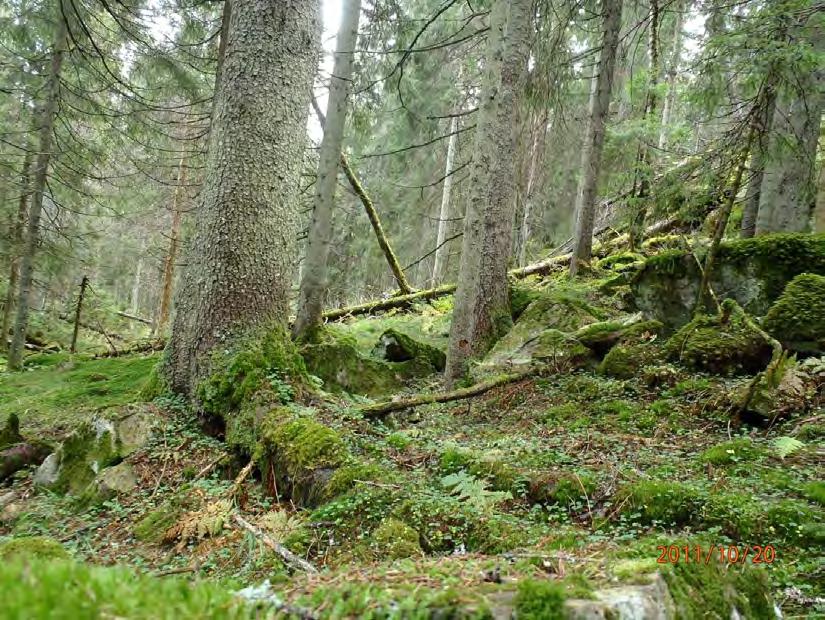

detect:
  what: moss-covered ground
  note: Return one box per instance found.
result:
[0,275,822,618]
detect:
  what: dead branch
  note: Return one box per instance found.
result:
[360,368,536,418]
[233,513,318,573]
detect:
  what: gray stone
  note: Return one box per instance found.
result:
[33,452,61,487]
[89,462,138,501]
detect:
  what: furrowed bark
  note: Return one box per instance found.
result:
[1,149,32,350]
[164,0,320,394]
[155,146,188,335]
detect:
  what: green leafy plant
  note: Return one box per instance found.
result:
[440,471,512,512]
[772,436,804,459]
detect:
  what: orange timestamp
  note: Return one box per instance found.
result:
[656,544,777,565]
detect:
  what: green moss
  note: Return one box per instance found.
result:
[51,419,120,494]
[509,282,543,319]
[323,462,388,500]
[528,471,596,506]
[258,415,348,506]
[802,481,825,506]
[665,302,772,375]
[598,342,661,379]
[438,446,524,494]
[763,273,825,348]
[371,518,422,559]
[134,490,193,543]
[138,364,166,401]
[797,423,825,440]
[0,413,22,449]
[0,559,251,619]
[372,328,446,371]
[0,536,69,562]
[196,327,305,416]
[617,480,699,525]
[763,499,822,543]
[513,579,566,620]
[699,438,761,466]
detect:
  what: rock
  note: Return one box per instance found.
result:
[632,233,825,331]
[763,273,825,353]
[84,462,138,503]
[372,328,446,371]
[565,573,675,620]
[0,442,53,482]
[302,341,433,397]
[598,343,661,379]
[258,413,348,507]
[741,355,808,422]
[0,536,70,561]
[664,301,772,375]
[475,290,607,376]
[34,408,155,495]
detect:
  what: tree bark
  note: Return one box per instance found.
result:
[515,108,548,267]
[446,0,533,383]
[431,116,459,284]
[164,0,320,394]
[69,275,88,354]
[755,38,824,235]
[155,148,188,335]
[1,149,32,350]
[657,1,683,151]
[8,3,68,371]
[627,0,661,250]
[569,0,623,276]
[294,0,362,340]
[740,83,777,238]
[814,159,825,233]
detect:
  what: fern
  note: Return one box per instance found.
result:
[772,436,804,459]
[259,510,304,540]
[164,499,231,547]
[440,472,512,512]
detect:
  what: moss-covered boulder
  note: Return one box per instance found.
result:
[258,415,348,507]
[476,290,609,376]
[0,536,69,562]
[372,328,446,371]
[763,273,825,352]
[302,341,433,397]
[598,342,662,379]
[632,233,825,331]
[665,302,772,375]
[33,409,154,495]
[527,471,597,506]
[82,462,138,503]
[0,414,23,449]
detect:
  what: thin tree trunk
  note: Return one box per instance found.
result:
[431,116,459,284]
[164,0,320,394]
[569,0,623,276]
[657,1,683,151]
[294,0,362,340]
[70,275,88,354]
[446,0,533,383]
[155,149,188,335]
[515,109,548,267]
[1,150,32,350]
[628,0,661,250]
[8,4,68,371]
[814,159,825,233]
[131,242,144,316]
[740,84,777,238]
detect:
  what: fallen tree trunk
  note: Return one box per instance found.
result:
[0,442,52,482]
[360,368,536,418]
[92,339,165,359]
[116,311,153,326]
[322,284,457,321]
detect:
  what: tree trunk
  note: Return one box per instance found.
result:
[431,116,459,284]
[445,0,532,383]
[569,0,623,276]
[1,150,32,350]
[740,84,777,238]
[515,108,548,267]
[131,242,144,316]
[7,4,68,371]
[755,46,824,235]
[294,0,361,340]
[657,1,683,151]
[164,0,320,394]
[70,275,88,354]
[814,159,825,233]
[155,148,188,335]
[627,0,661,250]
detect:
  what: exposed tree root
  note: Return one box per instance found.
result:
[360,368,536,418]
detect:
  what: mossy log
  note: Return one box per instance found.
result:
[360,368,535,418]
[0,442,52,482]
[93,339,165,359]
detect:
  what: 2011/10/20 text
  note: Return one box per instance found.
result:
[656,544,776,565]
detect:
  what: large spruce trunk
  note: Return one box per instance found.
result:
[445,0,532,383]
[164,0,320,395]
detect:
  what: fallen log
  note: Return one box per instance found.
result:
[116,311,154,326]
[0,442,52,482]
[322,284,457,321]
[92,339,165,358]
[233,513,318,573]
[360,368,536,418]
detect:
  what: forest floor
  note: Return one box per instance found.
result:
[0,294,823,618]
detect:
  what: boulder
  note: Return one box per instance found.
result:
[83,462,138,503]
[664,301,773,375]
[632,233,825,331]
[763,273,825,353]
[372,328,446,371]
[34,408,155,495]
